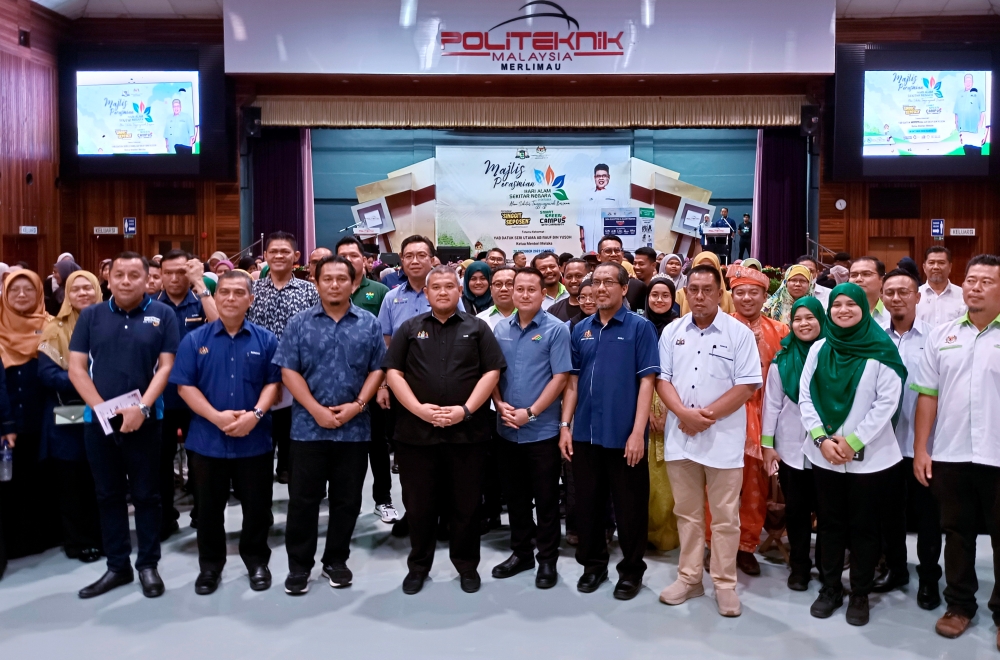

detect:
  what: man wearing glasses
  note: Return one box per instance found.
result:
[477,266,517,331]
[597,235,646,314]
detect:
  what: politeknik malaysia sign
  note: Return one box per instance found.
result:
[224,0,835,75]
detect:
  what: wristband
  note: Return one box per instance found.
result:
[461,404,472,421]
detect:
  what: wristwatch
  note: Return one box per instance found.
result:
[197,288,212,298]
[813,435,831,449]
[559,421,571,428]
[137,403,151,419]
[461,404,472,421]
[355,399,367,413]
[252,408,265,420]
[526,408,537,422]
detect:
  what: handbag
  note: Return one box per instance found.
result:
[53,392,85,426]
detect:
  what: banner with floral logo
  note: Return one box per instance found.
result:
[435,145,630,257]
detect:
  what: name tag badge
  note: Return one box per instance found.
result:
[143,316,161,326]
[185,316,204,324]
[417,331,429,339]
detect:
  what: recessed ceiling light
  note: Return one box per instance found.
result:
[638,79,645,82]
[484,80,492,84]
[569,80,577,83]
[413,79,419,83]
[712,79,719,82]
[341,79,349,83]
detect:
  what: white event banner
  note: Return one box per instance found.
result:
[435,145,631,257]
[224,0,835,75]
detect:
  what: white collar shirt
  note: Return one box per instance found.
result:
[799,339,904,474]
[477,305,516,331]
[916,282,967,328]
[886,319,934,458]
[871,300,891,330]
[658,311,762,470]
[760,367,809,470]
[911,313,1000,468]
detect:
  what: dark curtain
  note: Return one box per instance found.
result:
[252,127,304,256]
[757,128,807,268]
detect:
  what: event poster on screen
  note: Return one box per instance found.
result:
[435,145,631,257]
[76,71,200,155]
[863,70,991,157]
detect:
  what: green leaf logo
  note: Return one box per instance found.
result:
[553,189,568,201]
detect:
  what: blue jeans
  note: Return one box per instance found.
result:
[84,421,162,572]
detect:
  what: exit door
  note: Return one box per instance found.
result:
[867,237,914,273]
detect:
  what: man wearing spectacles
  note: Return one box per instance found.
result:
[849,256,890,329]
[170,270,282,595]
[597,235,647,314]
[477,266,517,331]
[874,269,940,606]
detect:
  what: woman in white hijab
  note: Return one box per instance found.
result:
[658,253,687,289]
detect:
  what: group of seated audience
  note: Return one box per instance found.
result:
[0,236,997,651]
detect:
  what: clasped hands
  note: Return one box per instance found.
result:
[497,402,529,429]
[819,435,854,466]
[212,409,263,437]
[676,406,717,436]
[415,403,466,428]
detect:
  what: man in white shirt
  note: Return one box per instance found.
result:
[797,255,831,308]
[850,256,890,329]
[578,163,619,253]
[532,252,568,311]
[655,264,762,618]
[912,254,1000,645]
[476,267,517,331]
[874,269,941,608]
[916,246,967,327]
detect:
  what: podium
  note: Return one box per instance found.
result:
[704,227,732,265]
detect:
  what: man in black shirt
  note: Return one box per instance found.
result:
[547,258,588,323]
[598,235,646,313]
[383,266,506,596]
[737,214,752,260]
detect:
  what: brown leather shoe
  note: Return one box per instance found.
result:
[935,611,971,639]
[736,551,761,576]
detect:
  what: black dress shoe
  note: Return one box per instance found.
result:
[460,571,481,593]
[872,568,909,593]
[787,571,810,591]
[79,569,135,599]
[139,567,165,598]
[391,515,410,538]
[535,563,558,589]
[613,578,642,600]
[917,581,941,610]
[78,548,103,564]
[492,554,535,579]
[402,571,427,595]
[846,593,870,626]
[810,586,844,619]
[249,565,272,591]
[194,570,221,595]
[577,569,608,593]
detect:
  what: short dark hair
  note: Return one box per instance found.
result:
[113,251,149,273]
[594,163,609,174]
[512,251,524,258]
[597,234,623,251]
[266,231,298,252]
[487,247,506,259]
[622,250,634,264]
[634,246,657,262]
[149,260,161,270]
[315,255,356,282]
[833,252,852,263]
[924,245,952,262]
[743,213,750,218]
[531,251,559,268]
[513,266,544,288]
[883,268,920,290]
[558,252,573,267]
[475,251,488,261]
[687,264,722,288]
[593,262,629,286]
[796,255,820,270]
[491,265,517,281]
[967,254,1000,274]
[400,234,435,258]
[161,248,191,264]
[237,256,256,271]
[217,269,253,293]
[563,257,589,271]
[335,235,366,254]
[853,256,886,278]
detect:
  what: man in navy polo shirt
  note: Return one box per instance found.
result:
[69,252,179,600]
[560,261,659,600]
[274,256,386,595]
[156,248,219,537]
[170,270,281,595]
[491,267,572,589]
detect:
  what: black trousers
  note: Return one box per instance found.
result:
[0,433,60,559]
[571,442,648,582]
[778,461,820,577]
[285,440,369,572]
[902,457,942,583]
[52,458,102,555]
[396,441,488,576]
[188,450,273,572]
[497,436,562,564]
[368,404,392,506]
[931,461,1000,624]
[481,430,503,522]
[271,407,292,475]
[160,408,191,525]
[813,466,889,597]
[84,421,162,572]
[738,240,751,260]
[877,460,910,577]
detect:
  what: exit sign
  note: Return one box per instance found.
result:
[931,219,944,237]
[949,228,976,237]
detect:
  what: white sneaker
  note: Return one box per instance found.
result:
[375,503,401,523]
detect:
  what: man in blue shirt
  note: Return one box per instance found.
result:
[156,248,218,538]
[560,262,659,600]
[273,256,386,596]
[491,267,572,589]
[170,270,281,595]
[69,252,180,600]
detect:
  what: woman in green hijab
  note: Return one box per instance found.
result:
[760,295,826,592]
[798,282,906,627]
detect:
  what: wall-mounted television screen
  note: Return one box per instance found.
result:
[831,44,997,180]
[60,46,233,180]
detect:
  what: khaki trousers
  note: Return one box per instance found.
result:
[666,458,743,590]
